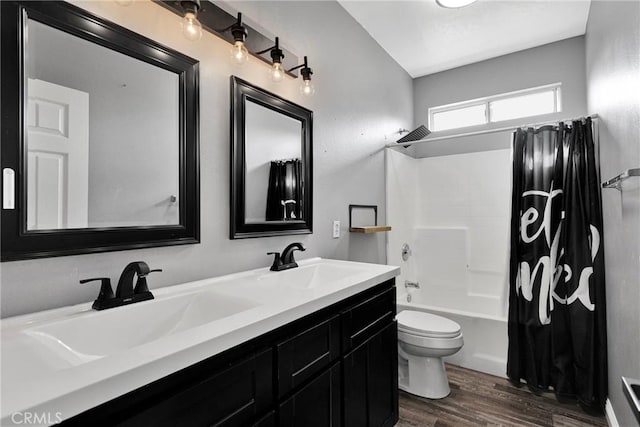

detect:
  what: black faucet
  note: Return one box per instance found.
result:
[81,261,162,310]
[268,243,306,271]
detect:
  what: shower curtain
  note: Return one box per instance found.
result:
[507,117,607,413]
[266,159,302,221]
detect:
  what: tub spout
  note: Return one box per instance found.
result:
[405,280,420,289]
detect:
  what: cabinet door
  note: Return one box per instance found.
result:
[117,349,273,427]
[343,321,398,427]
[277,314,340,398]
[279,362,341,427]
[341,286,395,352]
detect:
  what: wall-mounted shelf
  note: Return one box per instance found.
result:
[348,205,391,233]
[350,225,392,234]
[602,167,640,191]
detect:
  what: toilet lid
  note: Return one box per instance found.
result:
[397,310,461,338]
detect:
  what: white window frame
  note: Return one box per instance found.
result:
[428,82,562,132]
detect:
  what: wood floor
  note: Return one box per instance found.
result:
[397,364,608,427]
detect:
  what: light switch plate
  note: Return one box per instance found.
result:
[332,220,340,238]
[3,168,15,209]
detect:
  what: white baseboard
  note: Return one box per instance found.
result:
[605,398,620,427]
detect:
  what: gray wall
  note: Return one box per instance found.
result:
[0,0,413,317]
[585,1,640,425]
[411,36,587,157]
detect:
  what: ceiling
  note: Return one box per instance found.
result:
[338,0,591,78]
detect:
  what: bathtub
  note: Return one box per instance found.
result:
[396,285,508,378]
[386,147,512,378]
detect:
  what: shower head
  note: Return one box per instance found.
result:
[396,125,431,147]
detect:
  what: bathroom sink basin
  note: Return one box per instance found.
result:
[256,261,371,290]
[23,290,260,363]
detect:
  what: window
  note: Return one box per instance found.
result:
[428,83,562,132]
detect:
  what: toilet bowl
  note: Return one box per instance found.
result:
[397,310,463,399]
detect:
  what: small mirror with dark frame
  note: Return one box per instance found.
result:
[1,1,200,261]
[230,76,312,239]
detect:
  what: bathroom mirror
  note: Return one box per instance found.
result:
[1,1,200,261]
[230,77,312,239]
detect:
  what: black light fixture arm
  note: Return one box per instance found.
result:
[215,12,247,42]
[288,56,308,73]
[288,56,313,80]
[256,36,285,63]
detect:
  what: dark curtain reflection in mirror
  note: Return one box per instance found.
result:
[230,76,312,239]
[266,159,302,221]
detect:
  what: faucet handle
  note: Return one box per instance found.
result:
[134,268,162,294]
[267,252,282,271]
[80,277,115,305]
[139,268,163,278]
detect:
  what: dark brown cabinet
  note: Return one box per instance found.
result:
[343,322,399,427]
[112,349,272,427]
[277,314,341,398]
[61,279,397,427]
[279,362,342,427]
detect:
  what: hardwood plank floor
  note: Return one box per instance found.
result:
[397,364,607,427]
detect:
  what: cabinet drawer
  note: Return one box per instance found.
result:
[117,349,273,427]
[279,362,341,427]
[277,314,341,398]
[341,286,395,352]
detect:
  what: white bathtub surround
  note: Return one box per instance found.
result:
[397,290,507,378]
[0,258,399,424]
[386,147,511,376]
[397,310,464,398]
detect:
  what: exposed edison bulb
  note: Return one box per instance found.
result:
[181,13,202,41]
[435,0,477,8]
[270,62,285,83]
[300,79,315,97]
[230,41,249,66]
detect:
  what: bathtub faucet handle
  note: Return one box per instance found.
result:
[404,280,420,289]
[401,243,412,261]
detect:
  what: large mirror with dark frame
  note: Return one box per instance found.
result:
[230,76,312,239]
[1,1,200,261]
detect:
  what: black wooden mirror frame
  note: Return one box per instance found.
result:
[0,1,200,261]
[230,76,313,239]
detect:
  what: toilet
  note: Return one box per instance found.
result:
[397,310,464,399]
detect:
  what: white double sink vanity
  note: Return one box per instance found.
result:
[1,258,399,426]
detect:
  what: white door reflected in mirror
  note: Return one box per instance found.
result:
[27,79,89,230]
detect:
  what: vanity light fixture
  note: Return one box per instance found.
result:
[289,56,315,96]
[180,0,203,41]
[156,2,309,82]
[257,37,285,82]
[435,0,478,8]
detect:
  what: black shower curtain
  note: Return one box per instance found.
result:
[507,117,607,413]
[266,159,302,221]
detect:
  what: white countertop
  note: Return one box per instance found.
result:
[0,258,399,424]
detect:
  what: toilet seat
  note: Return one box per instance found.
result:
[397,310,461,339]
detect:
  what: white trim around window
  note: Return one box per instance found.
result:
[428,83,562,132]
